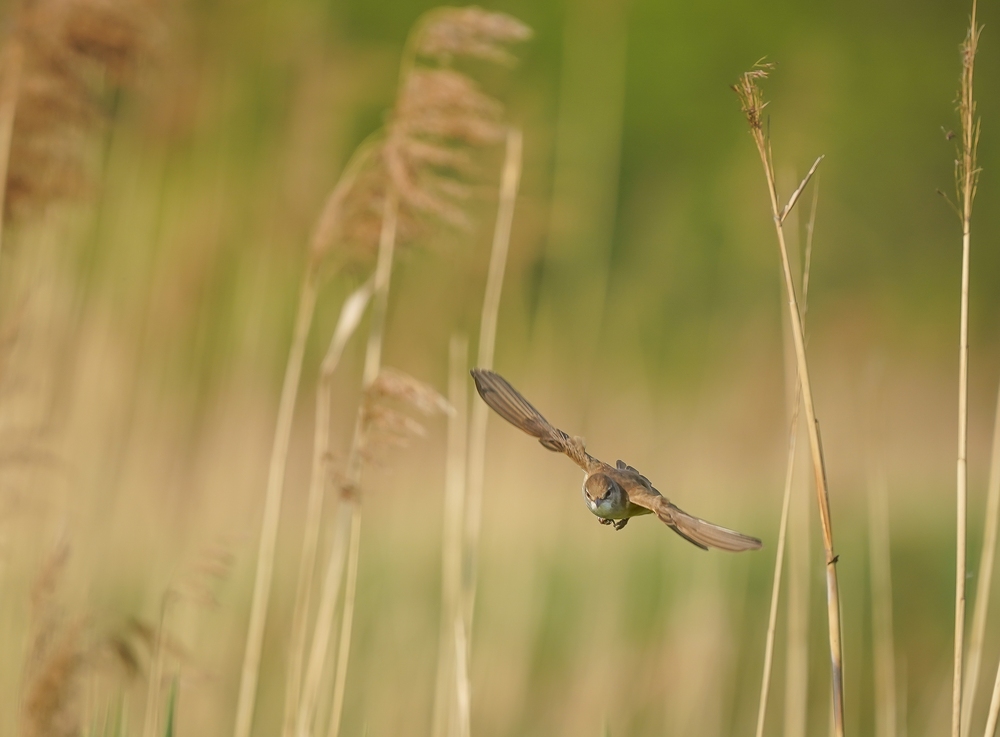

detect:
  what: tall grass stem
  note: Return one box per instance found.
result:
[868,464,897,737]
[953,4,980,735]
[964,381,1000,736]
[235,271,320,737]
[432,335,470,737]
[734,71,844,736]
[755,172,818,737]
[463,127,522,633]
[317,186,399,737]
[283,280,373,737]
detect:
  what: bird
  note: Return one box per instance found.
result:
[471,368,762,552]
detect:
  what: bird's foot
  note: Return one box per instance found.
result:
[613,519,629,531]
[598,518,614,526]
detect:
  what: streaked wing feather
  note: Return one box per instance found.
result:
[665,504,763,552]
[471,369,590,470]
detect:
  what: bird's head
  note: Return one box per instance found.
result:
[584,473,620,504]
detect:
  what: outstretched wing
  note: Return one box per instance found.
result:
[620,475,762,552]
[471,368,592,471]
[661,503,763,552]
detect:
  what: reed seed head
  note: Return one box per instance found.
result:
[416,6,532,66]
[732,62,773,134]
[309,6,530,268]
[6,0,156,219]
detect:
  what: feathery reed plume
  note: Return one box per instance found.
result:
[733,64,844,737]
[754,175,817,737]
[3,0,153,220]
[966,381,1000,737]
[281,11,528,737]
[432,334,470,737]
[20,541,83,737]
[943,4,981,737]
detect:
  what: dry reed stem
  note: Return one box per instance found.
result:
[755,385,801,737]
[234,271,319,737]
[779,156,823,224]
[303,187,399,737]
[953,4,981,737]
[734,66,844,737]
[453,617,471,737]
[868,464,897,737]
[0,39,24,261]
[326,507,362,737]
[986,668,1000,737]
[784,180,818,737]
[140,595,174,737]
[432,335,470,737]
[297,509,350,737]
[755,178,817,737]
[462,127,522,633]
[283,280,374,737]
[965,382,1000,736]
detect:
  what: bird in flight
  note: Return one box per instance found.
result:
[471,369,762,552]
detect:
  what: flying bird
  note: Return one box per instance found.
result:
[471,368,762,552]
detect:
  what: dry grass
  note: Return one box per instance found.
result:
[754,172,818,737]
[941,3,984,737]
[433,333,470,737]
[734,64,844,737]
[966,382,1000,737]
[282,278,372,737]
[949,4,981,737]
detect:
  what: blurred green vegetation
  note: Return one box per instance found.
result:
[1,0,999,736]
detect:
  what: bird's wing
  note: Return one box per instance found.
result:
[616,460,652,486]
[471,368,594,471]
[620,474,762,552]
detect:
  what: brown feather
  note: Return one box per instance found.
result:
[471,369,593,470]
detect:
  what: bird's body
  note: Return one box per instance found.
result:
[471,368,762,552]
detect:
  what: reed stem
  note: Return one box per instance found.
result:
[755,175,818,737]
[312,186,399,737]
[283,279,373,737]
[463,127,522,633]
[965,381,1000,737]
[432,335,470,737]
[735,70,844,737]
[953,4,980,735]
[235,270,319,737]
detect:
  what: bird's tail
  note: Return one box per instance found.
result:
[656,498,762,552]
[471,369,571,453]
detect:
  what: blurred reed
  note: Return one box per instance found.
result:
[235,9,530,737]
[268,10,530,737]
[463,125,521,640]
[869,461,898,737]
[428,124,521,737]
[284,279,372,737]
[967,383,1000,737]
[432,334,470,737]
